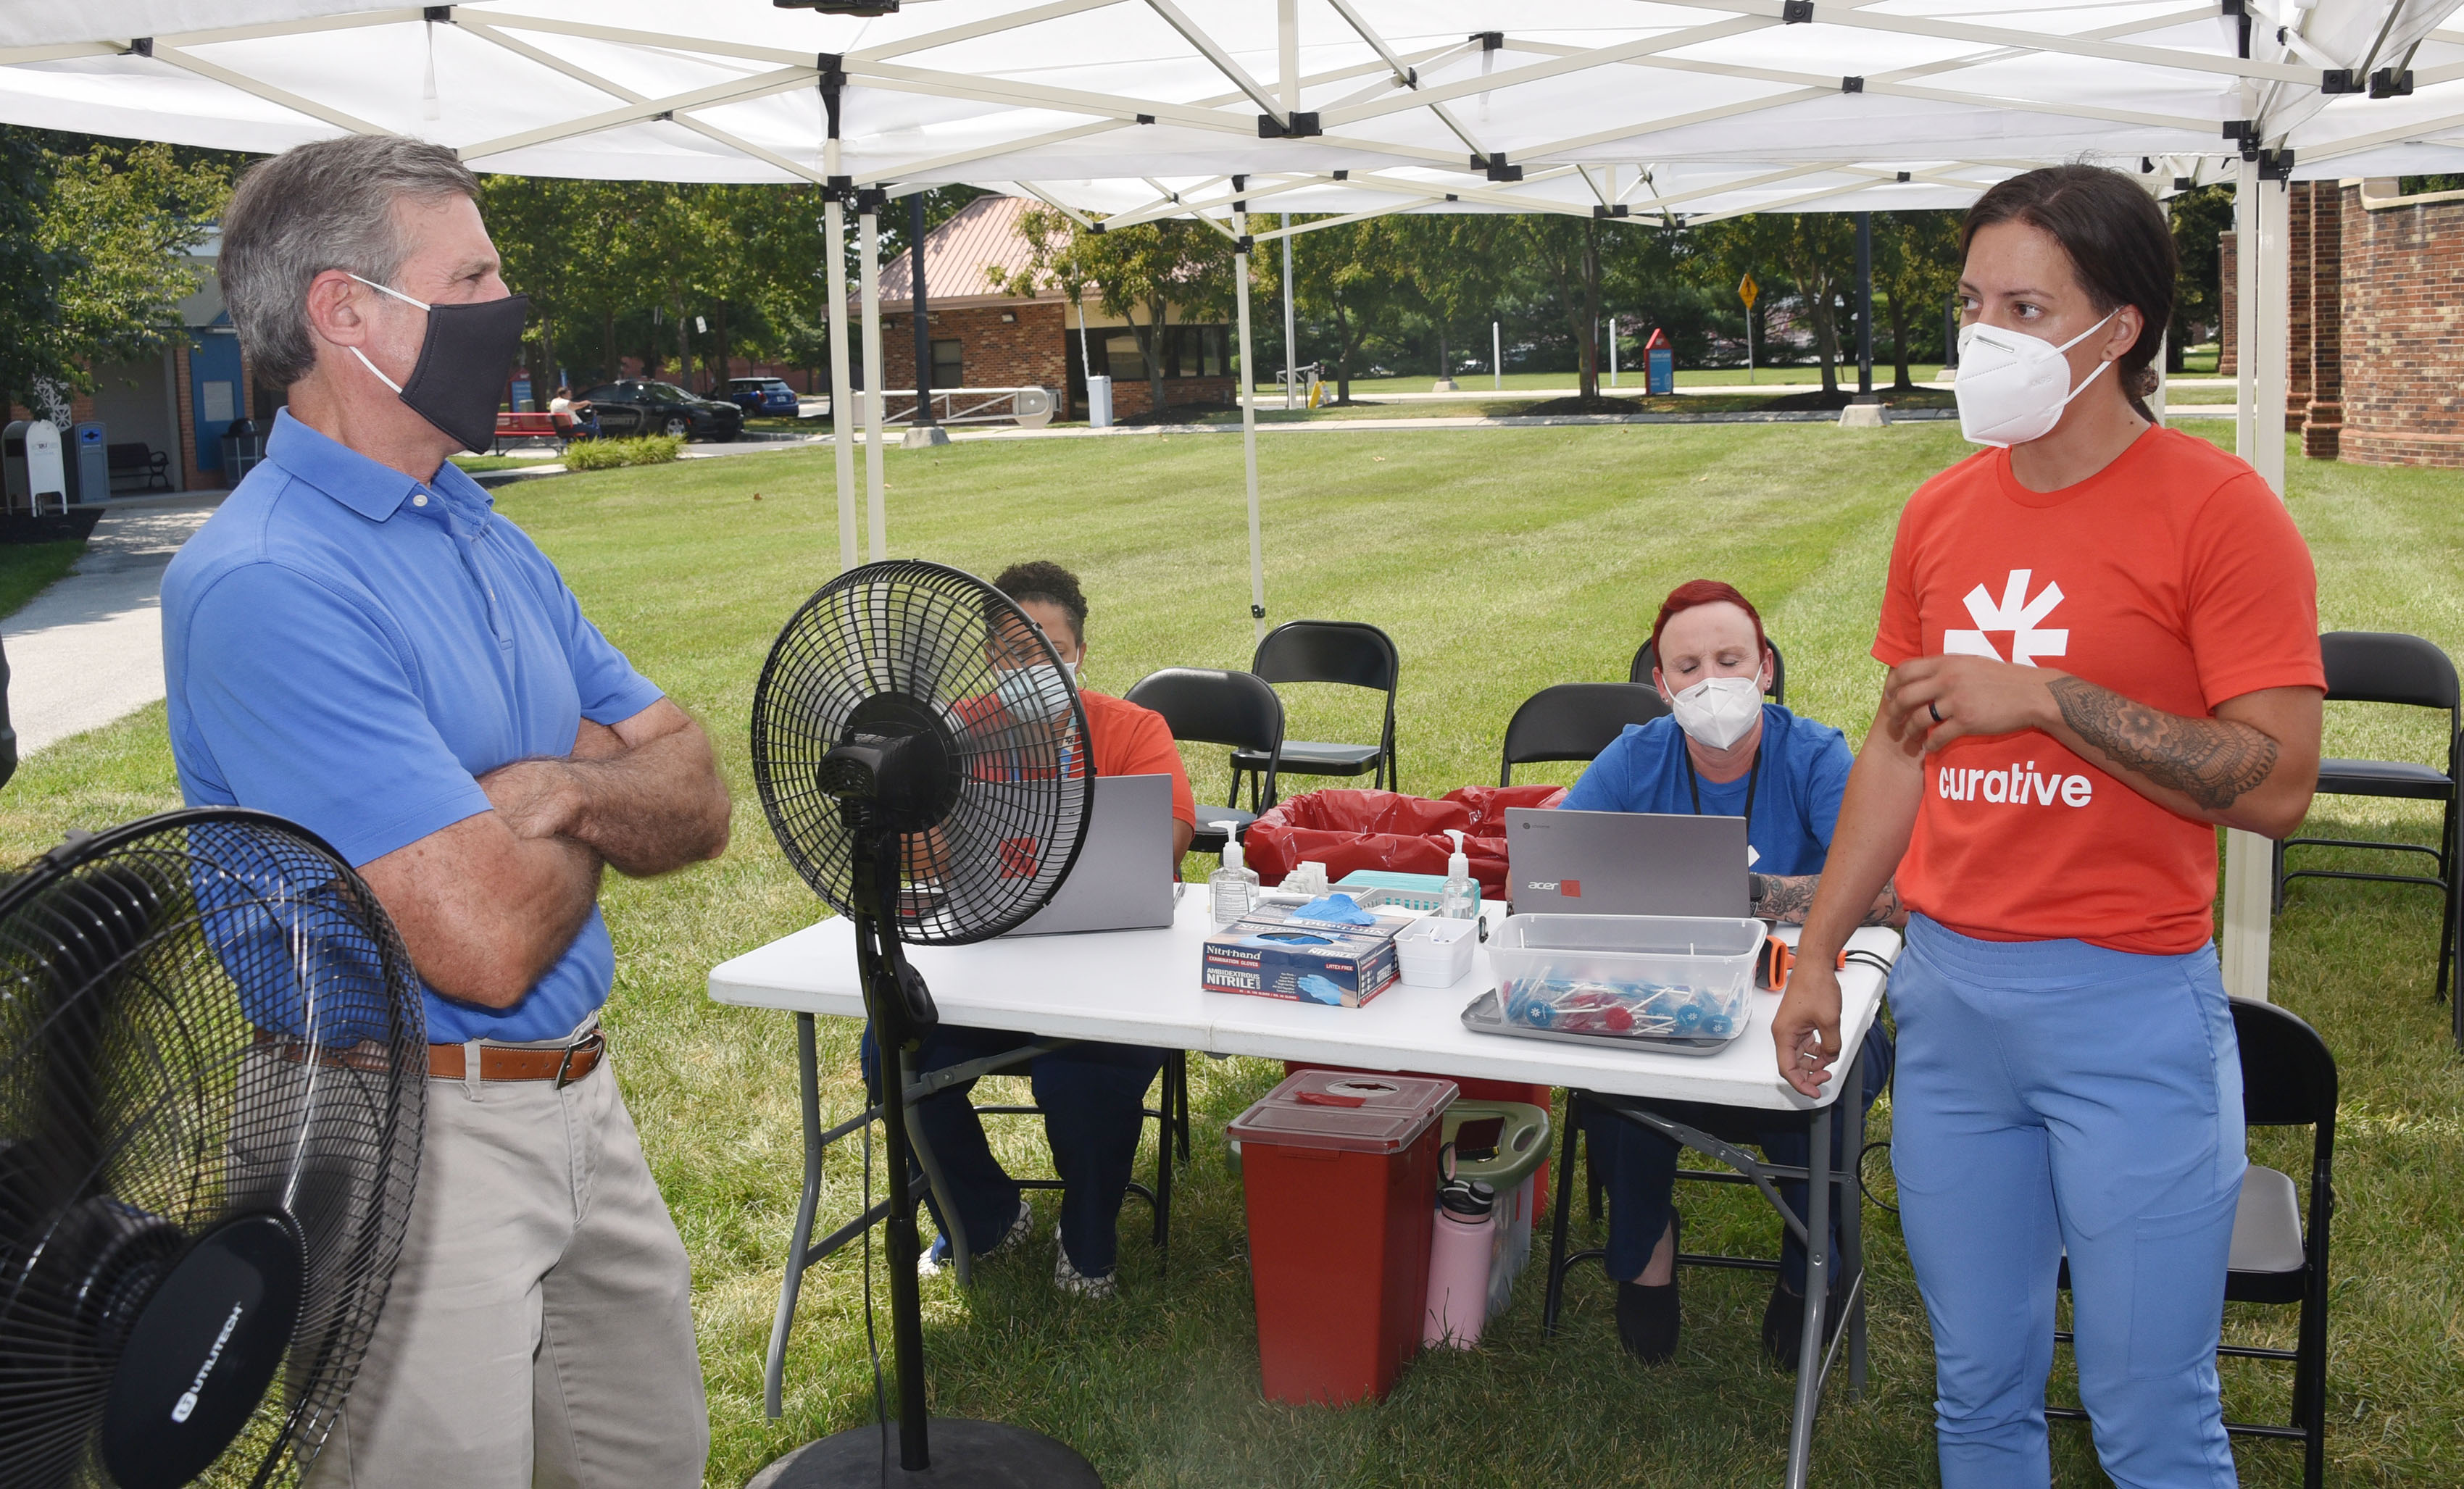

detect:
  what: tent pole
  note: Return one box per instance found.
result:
[2220,157,2282,1004]
[1855,211,1875,401]
[860,196,889,563]
[824,149,857,573]
[1281,214,1296,411]
[1237,204,1267,643]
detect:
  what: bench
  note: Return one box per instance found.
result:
[492,411,575,454]
[107,442,171,493]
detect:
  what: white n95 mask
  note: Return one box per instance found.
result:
[1953,312,2116,448]
[1666,675,1763,751]
[994,662,1075,722]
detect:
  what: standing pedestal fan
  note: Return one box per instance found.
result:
[0,808,425,1488]
[749,559,1101,1488]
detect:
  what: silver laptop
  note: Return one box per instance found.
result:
[1503,807,1751,917]
[1004,773,1177,935]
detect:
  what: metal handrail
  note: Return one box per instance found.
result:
[874,385,1054,428]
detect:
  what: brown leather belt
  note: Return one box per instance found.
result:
[254,1030,605,1088]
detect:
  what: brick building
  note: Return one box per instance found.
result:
[2222,178,2464,467]
[870,195,1239,422]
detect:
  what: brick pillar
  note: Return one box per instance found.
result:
[2284,183,2313,432]
[172,338,207,491]
[2304,185,2344,459]
[2218,230,2238,377]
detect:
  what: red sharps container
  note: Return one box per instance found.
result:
[1228,1069,1457,1404]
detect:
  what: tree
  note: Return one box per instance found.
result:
[0,130,230,417]
[1389,214,1508,380]
[2165,184,2232,372]
[1512,214,1613,401]
[992,209,1238,414]
[1287,218,1414,404]
[1873,211,1962,389]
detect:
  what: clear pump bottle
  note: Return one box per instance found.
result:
[1209,823,1260,929]
[1439,828,1478,919]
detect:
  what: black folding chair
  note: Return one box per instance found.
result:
[955,1048,1189,1267]
[1124,667,1283,857]
[2049,998,2336,1488]
[1499,682,1670,785]
[1631,635,1788,705]
[1231,620,1400,798]
[2273,631,2461,1012]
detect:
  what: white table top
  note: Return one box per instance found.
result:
[708,896,1897,1112]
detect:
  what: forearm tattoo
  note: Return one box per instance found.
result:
[1757,874,1902,927]
[2045,675,2279,812]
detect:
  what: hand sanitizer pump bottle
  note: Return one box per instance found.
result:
[1439,829,1478,919]
[1209,824,1260,930]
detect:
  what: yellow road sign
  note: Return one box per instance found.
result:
[1739,272,1759,309]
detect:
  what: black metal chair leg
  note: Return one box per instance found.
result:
[1543,1095,1585,1337]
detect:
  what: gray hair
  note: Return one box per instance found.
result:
[220,136,480,388]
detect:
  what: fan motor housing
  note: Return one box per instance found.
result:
[99,1213,306,1489]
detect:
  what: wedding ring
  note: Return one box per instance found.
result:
[1928,701,1944,723]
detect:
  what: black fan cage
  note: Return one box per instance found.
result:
[0,808,425,1489]
[752,559,1097,943]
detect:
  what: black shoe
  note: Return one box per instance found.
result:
[1762,1277,1846,1372]
[1615,1214,1680,1364]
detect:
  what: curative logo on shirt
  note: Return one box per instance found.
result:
[1944,568,2069,666]
[1936,759,2093,807]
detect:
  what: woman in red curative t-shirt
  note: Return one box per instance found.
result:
[1777,166,2324,1489]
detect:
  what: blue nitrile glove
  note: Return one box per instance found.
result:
[1291,894,1377,925]
[1296,973,1346,1005]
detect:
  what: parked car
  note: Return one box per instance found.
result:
[722,377,801,416]
[574,380,743,441]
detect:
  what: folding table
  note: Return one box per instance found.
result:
[708,896,1898,1488]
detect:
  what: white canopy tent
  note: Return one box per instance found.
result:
[10,0,2463,1001]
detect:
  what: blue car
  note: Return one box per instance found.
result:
[723,377,801,416]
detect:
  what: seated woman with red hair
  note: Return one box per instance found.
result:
[1562,579,1903,1368]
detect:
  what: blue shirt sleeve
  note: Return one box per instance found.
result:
[1561,725,1645,813]
[1801,726,1855,850]
[178,562,494,867]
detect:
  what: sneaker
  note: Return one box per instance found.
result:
[1051,1226,1118,1300]
[919,1198,1032,1277]
[1761,1276,1847,1372]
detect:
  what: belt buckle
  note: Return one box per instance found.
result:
[554,1032,603,1090]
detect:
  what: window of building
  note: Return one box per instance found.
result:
[931,339,963,390]
[1103,333,1147,382]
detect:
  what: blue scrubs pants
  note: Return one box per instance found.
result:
[1891,914,2244,1489]
[864,1025,1165,1278]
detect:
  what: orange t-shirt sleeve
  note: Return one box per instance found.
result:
[2181,472,2326,708]
[1871,496,1929,668]
[1102,702,1197,829]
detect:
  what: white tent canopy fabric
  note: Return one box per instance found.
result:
[7,0,2448,1002]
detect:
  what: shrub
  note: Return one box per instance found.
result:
[566,434,683,471]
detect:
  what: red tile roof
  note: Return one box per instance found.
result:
[873,195,1065,311]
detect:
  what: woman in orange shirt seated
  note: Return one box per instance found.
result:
[873,561,1194,1301]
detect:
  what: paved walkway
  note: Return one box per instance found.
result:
[5,496,220,756]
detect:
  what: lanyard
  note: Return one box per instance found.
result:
[1681,742,1759,827]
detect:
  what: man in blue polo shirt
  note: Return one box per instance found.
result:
[162,137,729,1488]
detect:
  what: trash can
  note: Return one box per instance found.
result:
[70,422,107,504]
[1085,374,1112,428]
[219,418,265,484]
[1228,1069,1456,1404]
[1439,1099,1552,1319]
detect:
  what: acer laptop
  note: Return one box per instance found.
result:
[1502,807,1751,917]
[1004,773,1178,935]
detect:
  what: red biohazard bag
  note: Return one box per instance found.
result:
[1241,785,1568,896]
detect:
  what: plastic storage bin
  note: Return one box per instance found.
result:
[1228,1069,1457,1404]
[1491,914,1763,1043]
[1393,916,1478,988]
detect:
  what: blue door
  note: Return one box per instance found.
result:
[190,330,244,474]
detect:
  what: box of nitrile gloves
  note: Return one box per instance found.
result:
[1201,896,1415,1008]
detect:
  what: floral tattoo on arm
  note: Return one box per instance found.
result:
[2044,676,2279,812]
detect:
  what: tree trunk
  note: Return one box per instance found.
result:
[1888,289,1912,391]
[674,301,691,391]
[536,326,557,408]
[1333,293,1354,404]
[1808,288,1840,396]
[1139,291,1168,417]
[715,302,731,391]
[602,309,617,383]
[1580,220,1602,401]
[1436,328,1447,378]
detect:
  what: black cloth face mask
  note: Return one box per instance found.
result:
[349,274,530,455]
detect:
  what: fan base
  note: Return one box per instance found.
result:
[749,1418,1102,1488]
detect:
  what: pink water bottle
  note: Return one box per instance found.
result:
[1423,1179,1497,1348]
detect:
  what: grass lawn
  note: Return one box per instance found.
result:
[10,425,2461,1486]
[0,538,88,621]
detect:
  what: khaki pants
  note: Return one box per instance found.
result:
[305,1053,708,1488]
